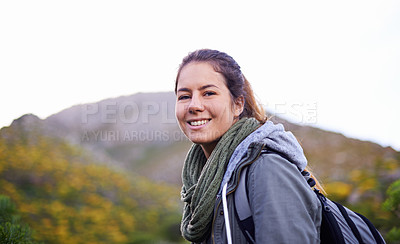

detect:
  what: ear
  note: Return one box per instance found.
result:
[233,96,245,118]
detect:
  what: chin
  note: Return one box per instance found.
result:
[186,134,211,145]
[187,137,208,145]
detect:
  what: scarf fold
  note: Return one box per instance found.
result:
[180,118,260,242]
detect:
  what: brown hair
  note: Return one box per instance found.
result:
[175,49,266,123]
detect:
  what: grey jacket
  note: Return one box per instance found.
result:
[204,121,322,243]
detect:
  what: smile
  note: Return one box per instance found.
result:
[188,119,210,126]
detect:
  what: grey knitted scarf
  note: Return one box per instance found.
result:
[180,118,260,242]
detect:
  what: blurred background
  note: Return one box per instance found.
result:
[1,1,399,243]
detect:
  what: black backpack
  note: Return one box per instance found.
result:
[234,166,386,244]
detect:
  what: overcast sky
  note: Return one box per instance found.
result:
[1,0,399,150]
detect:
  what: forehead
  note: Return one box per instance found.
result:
[177,62,227,89]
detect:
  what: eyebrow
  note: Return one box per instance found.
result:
[200,84,219,90]
[177,84,219,93]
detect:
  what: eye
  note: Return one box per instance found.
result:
[178,94,190,100]
[204,91,216,97]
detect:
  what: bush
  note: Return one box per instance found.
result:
[0,195,39,244]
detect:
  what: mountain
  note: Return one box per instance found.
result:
[43,92,190,185]
[43,91,399,186]
[1,91,399,243]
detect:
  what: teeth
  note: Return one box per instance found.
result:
[190,120,209,126]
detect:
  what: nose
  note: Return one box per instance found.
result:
[188,94,204,114]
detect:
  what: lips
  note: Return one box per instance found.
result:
[188,119,210,126]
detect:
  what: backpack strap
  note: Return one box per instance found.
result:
[333,201,364,243]
[355,213,385,244]
[234,166,255,244]
[314,189,346,244]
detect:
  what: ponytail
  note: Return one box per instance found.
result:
[241,76,267,124]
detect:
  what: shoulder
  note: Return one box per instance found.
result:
[246,150,318,207]
[248,151,303,181]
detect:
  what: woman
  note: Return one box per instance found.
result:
[175,49,321,243]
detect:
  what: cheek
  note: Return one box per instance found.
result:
[175,104,187,124]
[175,104,182,120]
[212,104,232,121]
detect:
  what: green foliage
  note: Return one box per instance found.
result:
[383,179,400,215]
[0,126,184,243]
[0,195,39,244]
[0,195,16,223]
[382,179,400,243]
[386,227,400,243]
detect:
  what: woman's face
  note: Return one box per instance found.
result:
[175,62,243,152]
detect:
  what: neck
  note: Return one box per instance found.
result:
[200,141,219,159]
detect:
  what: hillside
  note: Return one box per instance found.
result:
[44,92,187,182]
[1,91,400,242]
[0,114,183,243]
